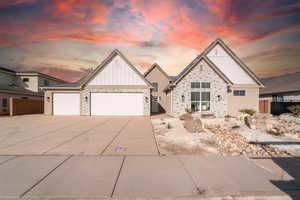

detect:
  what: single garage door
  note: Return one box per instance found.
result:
[53,93,80,115]
[91,93,143,116]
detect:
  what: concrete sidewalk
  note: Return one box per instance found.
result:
[0,155,296,199]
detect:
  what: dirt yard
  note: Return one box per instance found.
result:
[151,113,300,156]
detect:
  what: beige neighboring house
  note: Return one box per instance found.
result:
[43,39,263,117]
[145,39,263,117]
[0,67,66,115]
[43,49,152,116]
[144,63,172,114]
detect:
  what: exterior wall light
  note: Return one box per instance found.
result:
[85,96,88,102]
[46,96,50,102]
[227,86,232,93]
[217,95,222,101]
[145,96,149,103]
[181,95,185,102]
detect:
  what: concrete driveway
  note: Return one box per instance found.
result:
[0,115,159,155]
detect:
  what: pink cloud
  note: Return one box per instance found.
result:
[0,0,37,8]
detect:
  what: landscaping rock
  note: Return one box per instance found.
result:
[179,113,192,121]
[205,124,289,157]
[183,119,203,133]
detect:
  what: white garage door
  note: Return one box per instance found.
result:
[53,93,80,115]
[91,93,143,116]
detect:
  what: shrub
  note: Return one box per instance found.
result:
[239,109,256,116]
[288,105,300,116]
[185,108,194,113]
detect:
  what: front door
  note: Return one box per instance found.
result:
[151,96,160,113]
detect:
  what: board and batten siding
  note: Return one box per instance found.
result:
[206,44,256,85]
[88,55,146,86]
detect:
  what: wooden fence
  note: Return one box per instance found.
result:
[9,98,44,116]
[259,100,269,113]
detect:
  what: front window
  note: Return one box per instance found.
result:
[201,82,210,88]
[2,98,7,107]
[44,80,49,86]
[201,92,210,111]
[152,82,158,92]
[191,92,200,111]
[191,82,200,88]
[23,78,29,82]
[272,95,284,102]
[233,90,246,96]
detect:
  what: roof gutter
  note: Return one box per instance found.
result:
[0,90,43,96]
[41,87,81,90]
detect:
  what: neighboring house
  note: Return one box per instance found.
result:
[43,50,152,116]
[259,72,300,114]
[144,63,172,114]
[0,67,66,115]
[43,39,263,117]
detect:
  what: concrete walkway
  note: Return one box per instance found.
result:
[0,155,296,199]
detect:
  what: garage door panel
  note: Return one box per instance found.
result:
[91,93,143,116]
[53,93,80,115]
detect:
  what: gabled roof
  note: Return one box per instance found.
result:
[203,38,264,87]
[16,71,66,83]
[43,49,153,90]
[173,54,233,85]
[144,63,171,81]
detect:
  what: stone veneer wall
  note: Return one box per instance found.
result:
[171,59,228,117]
[80,87,150,116]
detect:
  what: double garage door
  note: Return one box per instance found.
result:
[53,93,143,116]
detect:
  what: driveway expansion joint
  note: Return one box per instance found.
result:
[111,156,126,198]
[19,155,73,198]
[0,156,18,166]
[99,119,132,155]
[42,119,110,154]
[0,117,89,150]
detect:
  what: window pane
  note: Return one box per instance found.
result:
[191,92,200,101]
[233,90,246,96]
[201,82,210,88]
[191,102,200,111]
[191,82,200,88]
[152,82,158,92]
[23,78,29,82]
[277,96,284,102]
[201,92,210,101]
[2,98,7,107]
[44,80,49,86]
[201,102,210,111]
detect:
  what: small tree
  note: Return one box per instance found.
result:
[239,108,256,116]
[288,105,300,116]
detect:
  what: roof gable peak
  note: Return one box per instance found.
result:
[144,63,171,81]
[83,49,152,87]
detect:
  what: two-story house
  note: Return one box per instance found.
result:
[0,67,66,115]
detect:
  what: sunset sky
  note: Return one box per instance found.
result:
[0,0,299,82]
